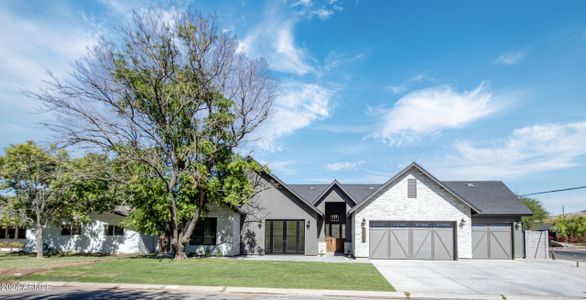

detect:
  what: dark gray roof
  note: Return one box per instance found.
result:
[113,205,130,217]
[442,181,532,216]
[287,183,382,205]
[287,180,531,216]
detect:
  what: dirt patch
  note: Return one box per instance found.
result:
[0,257,117,280]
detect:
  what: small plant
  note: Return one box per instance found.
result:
[216,251,224,257]
[0,241,25,248]
[204,250,212,257]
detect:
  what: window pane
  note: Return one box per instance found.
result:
[272,221,284,253]
[7,227,15,239]
[114,226,124,236]
[325,224,330,236]
[265,221,271,253]
[341,224,345,239]
[203,219,216,245]
[286,221,297,253]
[331,224,339,238]
[72,225,81,235]
[298,221,304,253]
[61,226,71,236]
[0,227,5,239]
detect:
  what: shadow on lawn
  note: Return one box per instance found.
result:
[1,288,192,300]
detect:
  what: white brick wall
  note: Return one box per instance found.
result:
[352,169,473,258]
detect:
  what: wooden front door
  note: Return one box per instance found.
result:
[326,236,345,252]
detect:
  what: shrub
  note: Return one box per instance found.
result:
[0,241,25,248]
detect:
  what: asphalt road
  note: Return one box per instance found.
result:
[0,287,403,300]
[551,248,586,262]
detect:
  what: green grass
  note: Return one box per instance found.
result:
[25,257,394,291]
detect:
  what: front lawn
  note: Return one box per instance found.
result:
[0,252,115,281]
[25,257,394,291]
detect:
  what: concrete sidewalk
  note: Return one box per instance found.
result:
[8,281,583,300]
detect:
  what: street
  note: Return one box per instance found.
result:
[552,248,586,262]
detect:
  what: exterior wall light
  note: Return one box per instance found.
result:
[460,218,466,226]
[361,218,366,227]
[306,220,310,228]
[514,222,521,229]
[258,221,262,229]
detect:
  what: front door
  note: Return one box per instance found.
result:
[325,202,346,253]
[264,220,305,254]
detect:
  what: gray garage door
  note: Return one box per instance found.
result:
[472,223,512,259]
[369,221,455,260]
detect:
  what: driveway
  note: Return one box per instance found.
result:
[372,259,586,298]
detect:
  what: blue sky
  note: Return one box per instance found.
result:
[1,0,585,214]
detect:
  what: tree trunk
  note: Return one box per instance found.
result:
[173,239,187,260]
[157,232,169,255]
[35,220,44,259]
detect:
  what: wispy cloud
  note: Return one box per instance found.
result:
[373,82,512,146]
[292,0,344,20]
[495,48,527,65]
[325,160,366,171]
[254,82,333,151]
[437,121,586,179]
[385,74,427,94]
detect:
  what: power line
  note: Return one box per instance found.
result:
[519,185,586,197]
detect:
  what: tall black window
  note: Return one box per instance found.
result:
[61,224,81,236]
[408,179,417,198]
[190,218,217,245]
[0,227,26,239]
[104,224,124,236]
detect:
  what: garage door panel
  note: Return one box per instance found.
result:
[369,221,454,260]
[412,229,432,259]
[433,229,454,260]
[369,229,389,259]
[390,229,410,259]
[472,224,512,259]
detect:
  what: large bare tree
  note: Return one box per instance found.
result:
[32,10,274,259]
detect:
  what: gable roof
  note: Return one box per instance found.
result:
[347,162,482,215]
[259,170,325,217]
[442,181,532,216]
[287,183,382,205]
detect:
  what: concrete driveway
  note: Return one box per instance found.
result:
[372,259,586,298]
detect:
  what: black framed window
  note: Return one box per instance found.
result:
[190,218,217,245]
[325,223,345,239]
[0,227,26,239]
[264,220,304,254]
[61,224,82,236]
[104,224,124,236]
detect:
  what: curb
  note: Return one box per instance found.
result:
[13,281,583,300]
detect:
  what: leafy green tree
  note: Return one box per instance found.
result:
[0,141,118,258]
[553,215,586,242]
[33,10,274,259]
[520,198,549,230]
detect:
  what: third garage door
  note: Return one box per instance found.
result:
[472,223,512,259]
[369,221,455,260]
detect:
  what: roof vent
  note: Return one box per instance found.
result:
[309,187,315,190]
[368,186,375,190]
[465,183,475,187]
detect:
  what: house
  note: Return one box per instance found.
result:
[10,162,532,260]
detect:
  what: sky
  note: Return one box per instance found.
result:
[0,0,585,214]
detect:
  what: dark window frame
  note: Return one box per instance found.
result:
[104,224,125,236]
[264,219,305,254]
[189,218,217,245]
[61,224,82,236]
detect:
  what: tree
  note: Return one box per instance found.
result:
[33,10,274,259]
[520,197,549,230]
[553,215,586,243]
[0,141,117,258]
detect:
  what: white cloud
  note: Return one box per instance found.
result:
[374,82,510,146]
[292,0,343,20]
[439,121,586,179]
[237,6,314,75]
[495,49,527,65]
[385,74,426,94]
[254,82,333,151]
[325,160,366,171]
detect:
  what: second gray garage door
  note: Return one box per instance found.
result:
[472,223,512,259]
[369,221,455,260]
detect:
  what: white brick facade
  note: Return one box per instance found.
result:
[352,168,473,258]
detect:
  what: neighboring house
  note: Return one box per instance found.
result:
[17,162,532,260]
